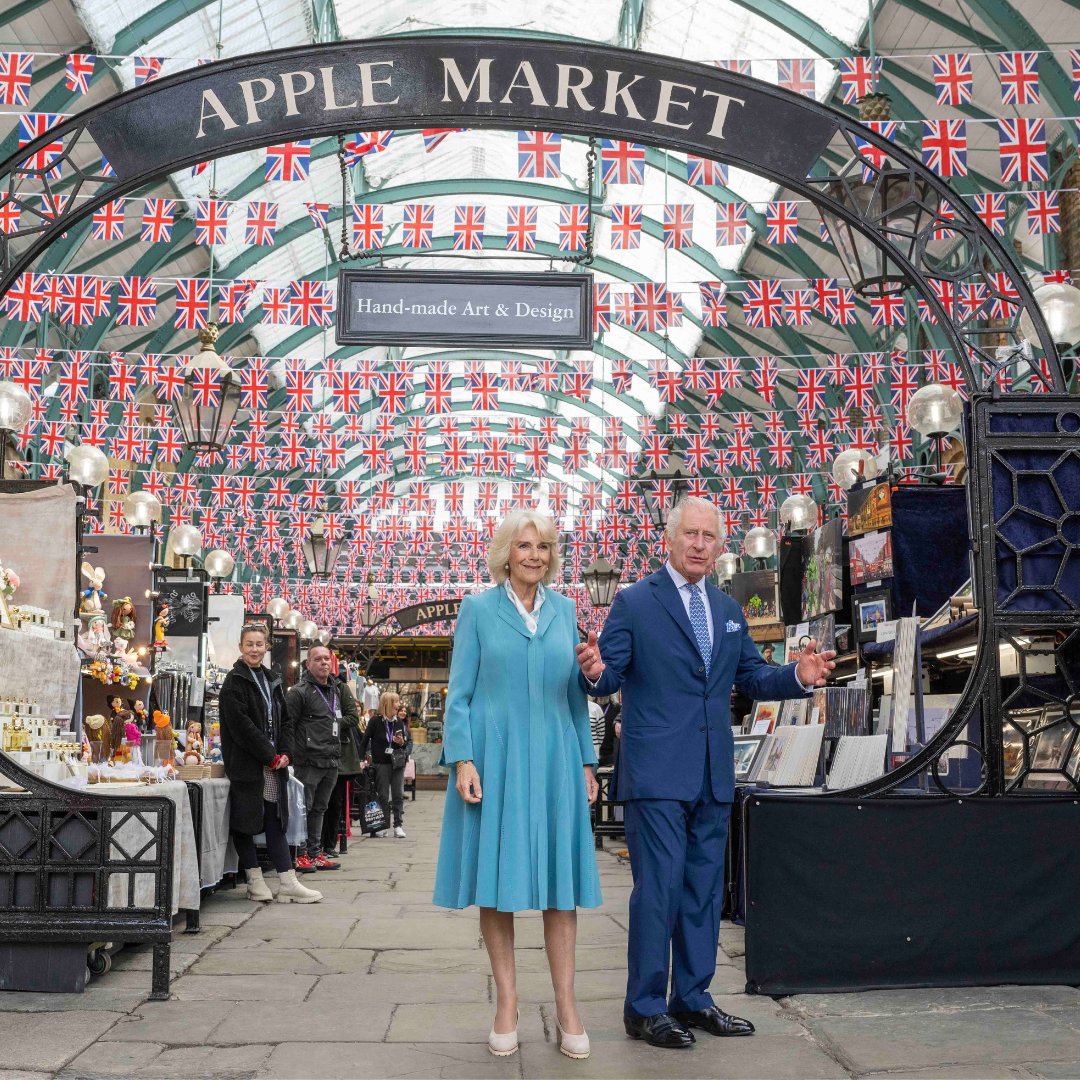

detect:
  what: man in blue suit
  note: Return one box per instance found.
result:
[577,496,835,1049]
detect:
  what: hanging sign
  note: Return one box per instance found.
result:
[336,269,593,348]
[393,598,462,630]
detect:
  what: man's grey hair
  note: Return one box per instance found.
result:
[665,496,726,543]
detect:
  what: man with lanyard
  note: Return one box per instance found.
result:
[285,645,346,872]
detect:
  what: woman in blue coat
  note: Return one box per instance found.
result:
[434,509,600,1061]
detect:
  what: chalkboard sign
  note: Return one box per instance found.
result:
[157,580,206,638]
[337,269,593,348]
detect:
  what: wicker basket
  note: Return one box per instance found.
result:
[208,762,225,779]
[177,764,206,781]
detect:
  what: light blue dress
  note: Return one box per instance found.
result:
[433,586,602,912]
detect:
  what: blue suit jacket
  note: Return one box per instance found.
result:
[580,568,805,803]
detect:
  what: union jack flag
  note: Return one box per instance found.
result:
[505,205,536,251]
[17,113,65,179]
[741,279,784,327]
[265,140,311,182]
[784,288,814,326]
[765,201,798,244]
[973,192,1007,235]
[1071,49,1080,100]
[716,202,749,246]
[115,276,157,326]
[870,293,906,327]
[998,118,1047,183]
[218,280,257,323]
[0,197,19,234]
[351,204,384,249]
[558,205,589,251]
[0,53,33,107]
[518,130,560,178]
[931,53,972,106]
[194,198,228,245]
[422,128,464,151]
[600,139,645,184]
[141,198,175,242]
[715,59,751,75]
[1026,190,1059,235]
[304,202,330,230]
[58,276,109,325]
[687,156,727,186]
[698,282,728,328]
[402,203,435,249]
[283,363,316,411]
[90,199,125,241]
[108,354,136,400]
[288,281,333,327]
[453,205,485,251]
[593,282,611,333]
[838,56,879,104]
[632,283,676,333]
[245,202,278,245]
[64,53,95,94]
[174,278,210,330]
[609,204,641,250]
[921,119,967,177]
[2,273,45,322]
[56,356,90,403]
[998,51,1040,105]
[133,56,163,85]
[342,130,394,165]
[776,58,815,96]
[662,204,693,249]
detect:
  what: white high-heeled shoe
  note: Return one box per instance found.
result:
[488,1010,519,1057]
[555,1013,591,1060]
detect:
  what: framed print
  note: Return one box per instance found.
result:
[806,612,836,653]
[749,700,782,735]
[853,587,893,643]
[733,734,767,781]
[730,569,780,627]
[847,482,892,537]
[849,530,894,587]
[801,518,843,620]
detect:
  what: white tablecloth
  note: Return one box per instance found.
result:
[188,777,230,888]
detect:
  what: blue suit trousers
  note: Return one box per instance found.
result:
[623,750,731,1018]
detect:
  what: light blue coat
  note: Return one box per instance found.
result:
[433,586,602,912]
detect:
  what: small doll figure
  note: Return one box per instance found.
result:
[79,613,111,656]
[153,604,169,652]
[80,562,107,615]
[123,713,144,767]
[110,597,136,642]
[185,720,203,760]
[108,695,125,718]
[83,714,108,763]
[153,710,174,767]
[132,699,149,729]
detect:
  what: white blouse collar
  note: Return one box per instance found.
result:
[503,579,546,635]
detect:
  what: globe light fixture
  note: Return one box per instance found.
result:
[169,523,203,559]
[0,381,32,475]
[299,619,319,642]
[779,493,818,534]
[831,447,879,492]
[122,490,163,530]
[64,442,109,488]
[267,597,290,621]
[1018,282,1080,350]
[317,629,333,646]
[284,609,302,630]
[172,324,242,453]
[582,556,621,608]
[907,382,965,478]
[203,549,235,580]
[743,526,777,565]
[717,551,740,582]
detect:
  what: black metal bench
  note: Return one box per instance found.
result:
[0,750,175,999]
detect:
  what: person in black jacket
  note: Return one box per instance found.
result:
[218,624,321,904]
[359,692,412,837]
[286,645,345,871]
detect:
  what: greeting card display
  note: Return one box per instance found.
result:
[849,531,894,587]
[801,519,843,620]
[847,482,892,537]
[730,569,780,627]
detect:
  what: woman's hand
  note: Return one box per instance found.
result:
[583,765,599,805]
[456,760,483,804]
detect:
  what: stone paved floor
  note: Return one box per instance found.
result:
[2,790,1080,1079]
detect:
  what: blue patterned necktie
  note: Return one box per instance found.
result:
[687,583,712,676]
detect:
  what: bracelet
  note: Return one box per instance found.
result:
[455,759,474,769]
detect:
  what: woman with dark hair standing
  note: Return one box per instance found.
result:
[359,691,412,838]
[218,623,321,904]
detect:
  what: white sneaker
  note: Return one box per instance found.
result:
[394,825,406,838]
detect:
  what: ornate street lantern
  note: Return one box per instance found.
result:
[172,324,241,453]
[642,452,691,531]
[582,557,621,608]
[302,519,341,580]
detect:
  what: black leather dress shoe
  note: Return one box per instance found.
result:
[623,1012,696,1048]
[672,1005,755,1036]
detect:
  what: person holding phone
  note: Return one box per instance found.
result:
[358,691,412,838]
[434,510,600,1062]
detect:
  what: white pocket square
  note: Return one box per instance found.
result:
[725,619,742,633]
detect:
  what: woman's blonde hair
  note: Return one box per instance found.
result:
[379,691,400,716]
[487,510,561,586]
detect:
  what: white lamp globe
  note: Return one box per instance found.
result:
[743,526,777,561]
[284,609,302,630]
[122,490,162,529]
[779,493,818,532]
[64,442,109,488]
[317,629,333,645]
[267,597,290,620]
[831,447,878,492]
[0,381,32,432]
[169,524,203,558]
[906,383,964,438]
[204,549,235,579]
[717,551,740,581]
[300,619,319,641]
[1018,282,1080,348]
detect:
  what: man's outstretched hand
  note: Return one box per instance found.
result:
[575,631,605,682]
[794,637,837,688]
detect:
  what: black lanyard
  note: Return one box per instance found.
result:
[313,682,338,717]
